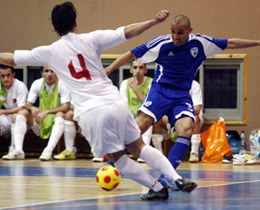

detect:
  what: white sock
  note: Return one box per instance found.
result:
[152,134,163,153]
[114,154,163,192]
[64,120,76,152]
[140,145,182,182]
[142,126,153,145]
[10,123,15,148]
[45,116,64,152]
[14,114,27,152]
[191,134,201,154]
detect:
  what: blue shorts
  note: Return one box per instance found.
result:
[139,83,195,127]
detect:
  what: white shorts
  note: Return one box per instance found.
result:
[0,114,12,136]
[78,99,141,157]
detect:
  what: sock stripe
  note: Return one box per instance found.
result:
[176,137,190,146]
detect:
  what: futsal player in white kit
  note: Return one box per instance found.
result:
[0,2,197,200]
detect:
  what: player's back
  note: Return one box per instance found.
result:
[48,32,122,119]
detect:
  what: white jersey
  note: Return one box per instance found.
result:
[189,80,203,120]
[4,78,28,109]
[14,27,126,120]
[27,77,70,105]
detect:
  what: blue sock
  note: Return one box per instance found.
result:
[106,160,114,167]
[168,136,190,169]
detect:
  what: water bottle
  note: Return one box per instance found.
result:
[239,130,247,155]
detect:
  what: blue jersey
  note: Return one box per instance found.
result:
[131,34,228,90]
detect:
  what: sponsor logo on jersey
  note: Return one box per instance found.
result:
[167,51,174,56]
[190,47,198,58]
[144,101,152,107]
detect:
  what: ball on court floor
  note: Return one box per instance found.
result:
[96,165,121,191]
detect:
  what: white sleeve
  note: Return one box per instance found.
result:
[119,79,128,99]
[190,81,203,106]
[14,45,53,67]
[89,27,127,53]
[15,81,28,107]
[27,79,41,104]
[58,80,71,104]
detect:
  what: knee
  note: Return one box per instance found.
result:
[65,110,74,121]
[56,112,65,118]
[136,113,154,134]
[13,109,28,123]
[176,119,194,138]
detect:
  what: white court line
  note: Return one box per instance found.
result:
[2,179,260,210]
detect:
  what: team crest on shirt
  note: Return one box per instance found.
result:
[190,47,198,58]
[144,101,152,107]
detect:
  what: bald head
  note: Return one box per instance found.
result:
[172,15,191,29]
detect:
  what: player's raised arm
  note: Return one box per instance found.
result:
[226,38,260,49]
[124,10,169,39]
[0,53,15,66]
[105,51,136,75]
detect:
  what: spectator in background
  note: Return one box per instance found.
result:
[0,64,28,159]
[120,61,164,162]
[189,80,203,163]
[3,67,70,160]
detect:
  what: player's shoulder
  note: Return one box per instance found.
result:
[13,78,27,88]
[31,78,44,88]
[146,34,172,49]
[190,33,216,42]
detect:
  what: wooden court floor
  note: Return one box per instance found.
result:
[0,158,260,210]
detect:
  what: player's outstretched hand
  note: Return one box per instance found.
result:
[154,10,170,23]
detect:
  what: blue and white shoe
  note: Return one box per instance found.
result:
[157,176,179,191]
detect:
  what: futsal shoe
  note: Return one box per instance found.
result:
[53,149,76,160]
[140,187,169,201]
[189,152,199,163]
[175,178,198,193]
[39,148,52,161]
[2,149,25,160]
[137,158,146,163]
[157,177,179,191]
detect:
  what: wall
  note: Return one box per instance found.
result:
[1,0,260,137]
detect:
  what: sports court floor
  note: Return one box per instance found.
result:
[0,159,260,210]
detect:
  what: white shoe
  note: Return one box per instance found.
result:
[189,152,199,163]
[233,154,257,165]
[137,158,146,163]
[2,149,25,160]
[92,157,104,162]
[39,148,52,161]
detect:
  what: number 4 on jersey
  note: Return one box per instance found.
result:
[68,54,92,80]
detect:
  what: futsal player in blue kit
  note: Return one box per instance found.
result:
[106,14,260,189]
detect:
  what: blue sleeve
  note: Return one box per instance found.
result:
[130,44,148,59]
[131,35,171,63]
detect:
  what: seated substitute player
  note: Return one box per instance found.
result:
[3,67,70,160]
[120,60,164,162]
[189,80,203,163]
[0,2,197,201]
[0,64,28,158]
[53,104,77,160]
[105,14,260,183]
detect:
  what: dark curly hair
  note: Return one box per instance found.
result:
[0,64,13,72]
[51,1,77,36]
